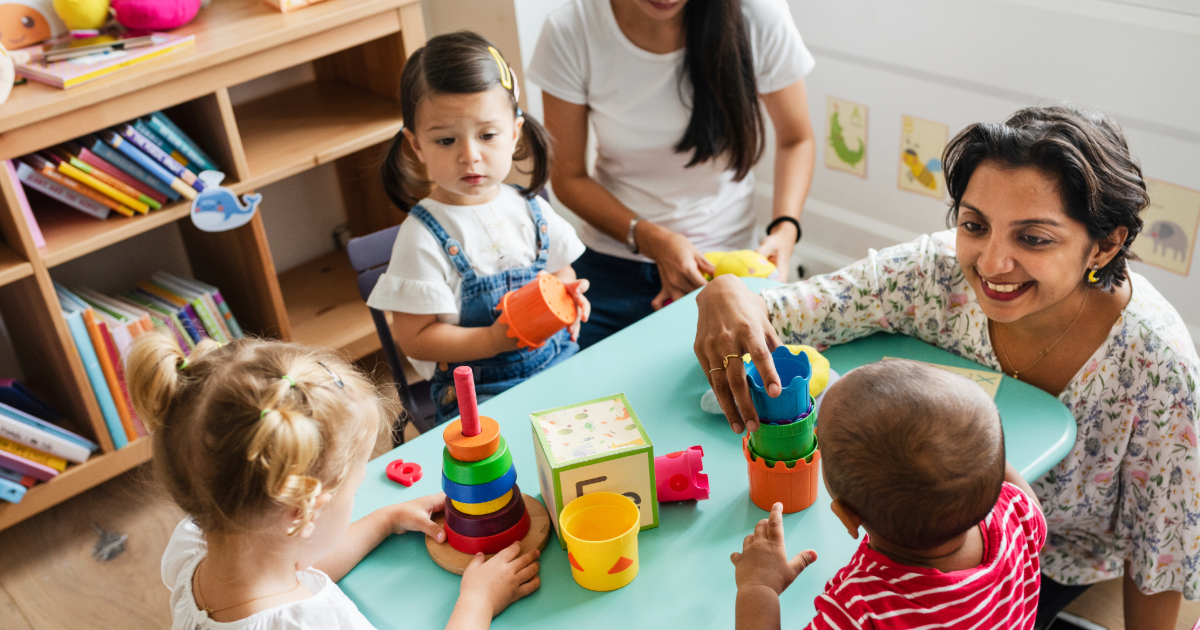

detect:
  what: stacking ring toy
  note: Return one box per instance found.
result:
[444,485,526,538]
[385,459,423,487]
[443,415,501,462]
[442,464,517,504]
[452,489,514,516]
[442,436,512,485]
[443,509,531,555]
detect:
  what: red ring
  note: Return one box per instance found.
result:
[445,508,531,555]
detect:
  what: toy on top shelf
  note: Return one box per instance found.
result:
[559,491,641,591]
[426,366,550,575]
[701,250,778,281]
[0,1,64,50]
[654,445,708,502]
[495,272,577,350]
[261,0,331,14]
[530,393,657,549]
[53,0,110,33]
[111,0,200,31]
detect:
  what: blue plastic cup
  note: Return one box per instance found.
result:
[745,346,812,422]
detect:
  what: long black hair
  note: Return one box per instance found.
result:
[382,32,553,211]
[676,0,764,181]
[942,105,1148,292]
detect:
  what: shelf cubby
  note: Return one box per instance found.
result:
[0,0,426,531]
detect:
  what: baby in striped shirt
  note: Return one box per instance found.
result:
[732,359,1047,629]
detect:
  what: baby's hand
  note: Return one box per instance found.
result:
[387,493,446,542]
[730,503,816,595]
[460,543,541,617]
[565,279,591,342]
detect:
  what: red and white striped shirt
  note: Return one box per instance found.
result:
[807,483,1047,630]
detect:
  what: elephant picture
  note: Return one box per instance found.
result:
[1148,220,1190,262]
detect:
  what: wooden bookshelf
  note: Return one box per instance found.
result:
[0,0,425,530]
[0,243,31,287]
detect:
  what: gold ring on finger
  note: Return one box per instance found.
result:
[709,366,725,373]
[722,354,742,369]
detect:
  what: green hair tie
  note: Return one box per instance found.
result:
[261,409,270,419]
[281,375,296,388]
[178,359,190,371]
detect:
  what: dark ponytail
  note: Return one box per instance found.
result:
[381,32,550,211]
[677,0,764,181]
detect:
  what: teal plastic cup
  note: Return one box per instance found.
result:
[749,402,816,462]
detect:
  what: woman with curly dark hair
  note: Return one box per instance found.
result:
[695,105,1198,629]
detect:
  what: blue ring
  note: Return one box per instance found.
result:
[442,464,517,504]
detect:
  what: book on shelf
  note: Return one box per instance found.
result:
[97,130,196,200]
[4,161,45,248]
[131,119,189,169]
[57,145,162,211]
[0,437,67,472]
[15,159,113,220]
[123,292,197,350]
[56,285,128,450]
[155,272,244,339]
[70,142,169,205]
[0,449,58,482]
[84,135,181,202]
[15,33,196,89]
[149,274,231,344]
[58,286,137,443]
[0,469,27,504]
[0,466,36,488]
[115,124,205,192]
[0,381,100,454]
[134,283,208,344]
[0,402,94,464]
[145,112,219,173]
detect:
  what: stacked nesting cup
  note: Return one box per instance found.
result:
[441,367,529,553]
[743,347,822,514]
[495,273,577,350]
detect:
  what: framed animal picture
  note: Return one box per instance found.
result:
[1130,178,1200,276]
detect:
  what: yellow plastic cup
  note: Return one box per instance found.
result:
[559,492,640,591]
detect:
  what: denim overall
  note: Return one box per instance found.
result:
[411,192,579,425]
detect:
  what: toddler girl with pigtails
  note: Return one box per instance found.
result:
[128,334,541,629]
[368,32,590,423]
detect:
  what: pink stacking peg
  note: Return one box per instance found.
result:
[453,366,481,437]
[654,445,709,502]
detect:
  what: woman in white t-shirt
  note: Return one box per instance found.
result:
[528,0,816,347]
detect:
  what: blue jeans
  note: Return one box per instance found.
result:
[571,248,661,350]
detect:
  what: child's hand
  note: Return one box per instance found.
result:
[565,279,591,342]
[489,316,521,354]
[387,493,447,542]
[458,543,541,618]
[731,503,816,595]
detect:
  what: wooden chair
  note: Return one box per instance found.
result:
[347,227,437,444]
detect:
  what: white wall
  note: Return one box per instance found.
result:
[510,0,1200,342]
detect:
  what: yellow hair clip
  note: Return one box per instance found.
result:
[487,46,513,91]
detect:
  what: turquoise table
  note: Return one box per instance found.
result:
[341,279,1076,629]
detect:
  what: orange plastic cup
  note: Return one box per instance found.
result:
[743,436,821,514]
[495,274,577,350]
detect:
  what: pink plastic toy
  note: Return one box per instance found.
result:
[386,459,423,487]
[453,366,480,437]
[111,0,200,31]
[654,445,709,502]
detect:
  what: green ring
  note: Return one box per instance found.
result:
[442,436,512,485]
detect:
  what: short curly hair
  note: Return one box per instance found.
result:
[943,105,1148,292]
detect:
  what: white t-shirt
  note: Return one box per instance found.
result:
[528,0,815,261]
[366,186,585,379]
[161,519,378,630]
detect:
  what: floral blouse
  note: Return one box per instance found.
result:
[763,230,1200,598]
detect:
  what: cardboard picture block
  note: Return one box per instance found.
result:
[530,393,658,548]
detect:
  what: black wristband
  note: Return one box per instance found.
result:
[766,216,802,243]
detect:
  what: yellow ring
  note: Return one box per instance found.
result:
[452,488,514,516]
[722,354,742,369]
[709,366,725,373]
[487,46,513,90]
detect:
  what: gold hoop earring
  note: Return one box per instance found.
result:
[1088,266,1100,283]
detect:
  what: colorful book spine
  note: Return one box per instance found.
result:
[0,449,58,482]
[88,137,180,201]
[135,284,207,342]
[66,157,157,212]
[132,119,189,169]
[76,147,168,204]
[83,313,136,443]
[125,291,199,348]
[0,437,67,472]
[171,275,244,338]
[147,112,218,173]
[15,162,112,219]
[115,125,206,192]
[97,318,142,439]
[0,403,92,463]
[0,466,36,489]
[98,131,196,200]
[0,473,26,504]
[57,162,141,216]
[62,310,127,449]
[5,161,45,248]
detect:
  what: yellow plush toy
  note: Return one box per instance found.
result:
[54,0,110,31]
[702,250,777,281]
